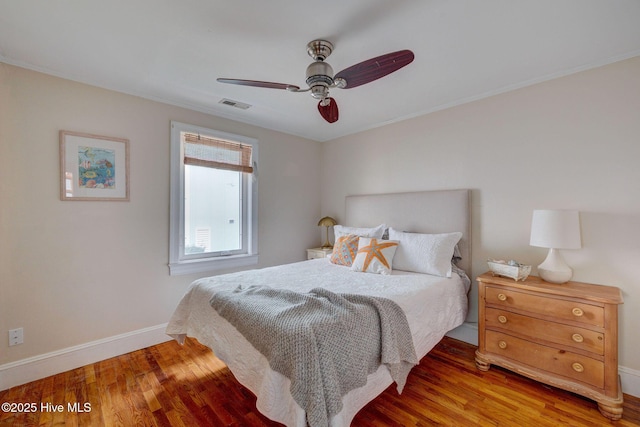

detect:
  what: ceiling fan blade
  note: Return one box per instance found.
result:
[318,98,339,123]
[217,78,300,91]
[334,50,414,89]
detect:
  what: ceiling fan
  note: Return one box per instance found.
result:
[217,40,414,124]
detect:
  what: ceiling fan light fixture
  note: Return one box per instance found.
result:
[217,39,413,124]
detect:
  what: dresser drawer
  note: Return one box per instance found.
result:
[485,307,604,355]
[485,286,604,327]
[486,330,604,389]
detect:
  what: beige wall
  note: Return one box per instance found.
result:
[2,56,639,378]
[0,64,321,365]
[320,57,640,370]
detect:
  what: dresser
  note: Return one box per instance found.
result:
[475,272,624,420]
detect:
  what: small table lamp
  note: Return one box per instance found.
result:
[530,209,582,284]
[317,216,337,249]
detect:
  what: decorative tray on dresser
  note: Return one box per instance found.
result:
[475,272,624,420]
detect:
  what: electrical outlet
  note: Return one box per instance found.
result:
[9,328,23,346]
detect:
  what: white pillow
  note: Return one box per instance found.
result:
[333,223,386,241]
[351,237,399,275]
[388,228,462,277]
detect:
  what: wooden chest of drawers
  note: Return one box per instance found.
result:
[475,272,624,420]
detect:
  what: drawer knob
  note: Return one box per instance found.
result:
[572,307,584,317]
[572,333,584,343]
[498,340,508,349]
[572,362,584,373]
[497,293,507,301]
[498,315,508,324]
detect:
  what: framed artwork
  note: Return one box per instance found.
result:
[59,130,130,201]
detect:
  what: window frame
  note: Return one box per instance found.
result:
[169,121,258,275]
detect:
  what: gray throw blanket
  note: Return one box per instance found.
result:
[210,286,417,427]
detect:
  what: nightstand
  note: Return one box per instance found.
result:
[306,247,333,260]
[475,272,624,420]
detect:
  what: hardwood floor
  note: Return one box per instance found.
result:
[1,337,638,426]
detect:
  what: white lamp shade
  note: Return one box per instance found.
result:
[530,210,581,249]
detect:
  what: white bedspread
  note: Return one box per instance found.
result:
[166,258,469,427]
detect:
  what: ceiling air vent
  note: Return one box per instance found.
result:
[219,98,251,110]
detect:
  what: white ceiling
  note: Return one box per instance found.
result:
[2,1,640,142]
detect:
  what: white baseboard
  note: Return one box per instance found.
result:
[0,323,171,391]
[446,321,478,346]
[620,366,640,398]
[447,321,640,398]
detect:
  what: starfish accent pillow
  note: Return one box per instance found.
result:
[330,234,360,266]
[351,237,399,275]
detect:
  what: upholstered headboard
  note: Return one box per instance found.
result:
[345,189,471,275]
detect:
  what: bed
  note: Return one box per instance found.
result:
[166,189,471,426]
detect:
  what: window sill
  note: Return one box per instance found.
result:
[169,254,258,276]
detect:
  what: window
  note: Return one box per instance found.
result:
[169,121,258,275]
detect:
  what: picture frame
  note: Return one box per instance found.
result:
[59,130,130,201]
